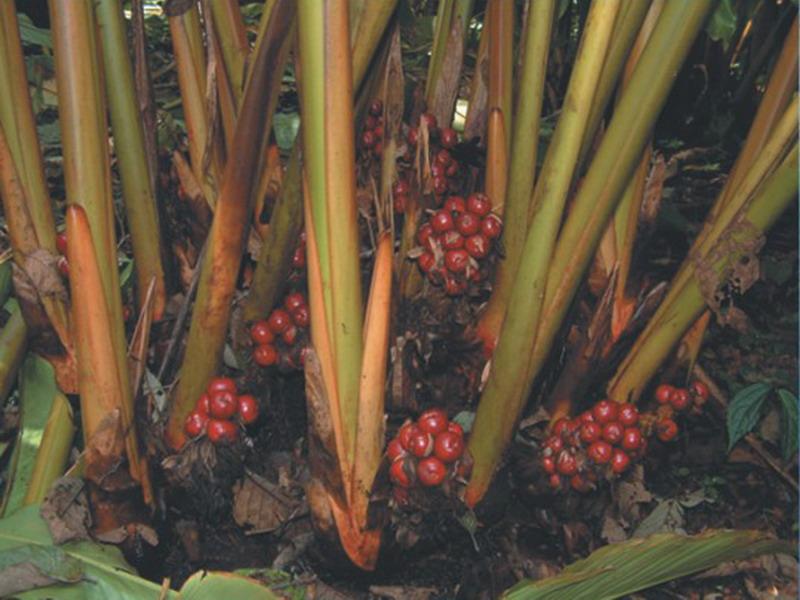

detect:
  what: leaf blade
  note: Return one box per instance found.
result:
[726,382,771,452]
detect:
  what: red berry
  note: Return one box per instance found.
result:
[284,292,306,312]
[480,214,502,239]
[447,421,464,437]
[56,232,68,255]
[372,142,383,157]
[435,149,452,166]
[373,125,384,140]
[544,435,563,454]
[361,130,376,148]
[690,380,710,404]
[455,212,481,237]
[386,438,407,462]
[444,196,466,214]
[407,431,434,458]
[656,419,679,442]
[282,325,298,345]
[407,126,418,145]
[369,99,383,116]
[184,411,207,438]
[250,320,274,345]
[440,127,458,148]
[446,161,459,178]
[267,309,291,334]
[434,431,464,463]
[610,449,631,474]
[292,246,306,269]
[291,306,310,328]
[580,422,602,444]
[418,251,436,273]
[393,179,410,196]
[420,112,437,131]
[542,456,556,474]
[618,403,639,427]
[670,388,691,412]
[237,394,259,424]
[602,422,624,444]
[587,441,613,464]
[592,400,619,424]
[444,249,469,273]
[441,230,464,250]
[621,427,642,452]
[465,234,489,259]
[443,274,466,296]
[365,115,378,130]
[389,457,413,487]
[655,384,675,404]
[430,210,454,233]
[467,193,491,217]
[207,419,238,444]
[556,450,578,476]
[57,256,69,277]
[418,408,449,435]
[579,411,595,424]
[207,377,237,395]
[397,422,420,450]
[549,474,562,489]
[196,393,211,417]
[253,344,279,366]
[394,194,409,213]
[570,474,590,492]
[552,418,570,437]
[417,223,435,248]
[417,456,447,487]
[209,390,238,419]
[431,163,446,179]
[433,175,448,196]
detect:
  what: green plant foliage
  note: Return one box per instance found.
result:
[776,388,798,460]
[706,0,737,50]
[180,571,279,599]
[16,14,52,49]
[726,382,771,451]
[502,530,792,600]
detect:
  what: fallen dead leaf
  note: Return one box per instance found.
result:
[40,476,91,544]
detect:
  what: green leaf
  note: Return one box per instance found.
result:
[502,530,793,600]
[16,13,53,49]
[0,261,12,305]
[777,389,798,460]
[726,382,771,452]
[1,356,58,517]
[0,544,84,596]
[706,0,737,51]
[178,570,280,599]
[273,112,300,150]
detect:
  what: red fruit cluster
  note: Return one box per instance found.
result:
[55,232,69,278]
[360,99,385,159]
[387,409,466,491]
[652,380,709,441]
[406,113,461,199]
[392,177,412,214]
[183,377,259,444]
[414,193,503,295]
[289,231,307,280]
[250,291,309,369]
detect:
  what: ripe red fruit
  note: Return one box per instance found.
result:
[587,441,613,464]
[417,456,447,486]
[434,431,464,463]
[447,421,464,437]
[369,99,383,116]
[579,411,595,424]
[544,435,563,454]
[389,458,413,487]
[407,431,434,458]
[466,193,491,217]
[386,438,407,462]
[281,325,298,345]
[549,474,562,489]
[552,418,570,437]
[373,125,384,139]
[580,422,602,444]
[602,422,624,444]
[292,246,306,269]
[570,474,590,492]
[446,161,459,178]
[444,274,467,296]
[655,384,675,404]
[440,127,458,148]
[418,408,449,435]
[444,196,466,214]
[621,427,642,452]
[480,214,502,239]
[284,292,306,312]
[196,393,211,417]
[291,306,309,328]
[184,411,207,437]
[397,422,420,450]
[431,210,454,233]
[407,126,418,145]
[618,403,639,426]
[207,419,239,444]
[556,451,578,476]
[542,456,556,474]
[670,388,691,411]
[417,223,434,248]
[267,309,291,333]
[690,380,710,404]
[456,212,481,236]
[444,249,470,273]
[465,234,489,259]
[435,149,452,166]
[209,390,238,419]
[656,418,679,442]
[431,162,446,178]
[418,251,436,273]
[250,320,274,345]
[253,344,279,366]
[433,175,448,195]
[442,230,464,250]
[361,130,376,148]
[237,394,259,424]
[394,194,409,213]
[207,377,237,395]
[420,112,438,131]
[393,179,410,196]
[56,232,68,255]
[593,400,619,424]
[611,449,631,474]
[57,257,70,277]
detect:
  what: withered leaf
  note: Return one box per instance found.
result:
[40,477,92,544]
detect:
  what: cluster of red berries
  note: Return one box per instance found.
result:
[250,291,309,369]
[406,113,461,200]
[654,380,709,415]
[184,377,259,444]
[387,409,466,490]
[55,232,69,278]
[414,193,503,295]
[291,231,306,272]
[360,100,385,159]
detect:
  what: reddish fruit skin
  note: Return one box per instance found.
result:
[361,130,376,148]
[390,458,413,487]
[467,193,491,217]
[417,223,434,247]
[570,474,590,492]
[656,419,679,442]
[207,377,237,395]
[618,403,639,427]
[209,390,238,419]
[433,175,448,195]
[420,112,437,130]
[552,418,570,437]
[369,99,383,116]
[440,127,458,148]
[207,419,238,444]
[447,163,460,179]
[549,474,562,489]
[655,384,675,404]
[253,344,279,367]
[621,427,642,451]
[601,422,624,444]
[542,456,556,474]
[418,252,436,273]
[587,441,613,464]
[431,210,454,233]
[444,249,470,273]
[184,411,207,437]
[690,380,710,403]
[407,126,418,145]
[250,321,274,345]
[418,409,449,435]
[394,194,409,213]
[56,232,68,255]
[282,325,298,345]
[442,230,464,250]
[237,394,259,424]
[455,212,480,236]
[592,400,619,424]
[447,421,464,437]
[580,422,602,444]
[544,435,563,453]
[267,309,291,334]
[397,422,420,450]
[579,411,595,424]
[435,149,452,166]
[407,431,434,458]
[292,246,306,269]
[670,388,691,411]
[556,450,578,476]
[481,214,502,239]
[444,196,466,214]
[393,179,410,196]
[417,456,447,486]
[386,438,407,462]
[284,292,306,312]
[434,431,464,463]
[196,393,211,417]
[610,449,631,474]
[465,234,489,259]
[431,162,446,178]
[291,306,310,328]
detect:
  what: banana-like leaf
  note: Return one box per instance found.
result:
[179,571,279,599]
[502,530,793,600]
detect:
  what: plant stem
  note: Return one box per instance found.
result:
[485,0,513,209]
[208,0,249,104]
[0,301,27,404]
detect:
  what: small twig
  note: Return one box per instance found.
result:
[693,363,798,491]
[158,577,171,600]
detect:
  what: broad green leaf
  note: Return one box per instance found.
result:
[16,13,53,49]
[178,570,280,599]
[502,530,793,600]
[726,382,771,452]
[706,0,737,50]
[0,261,12,305]
[777,389,798,460]
[273,112,300,150]
[0,544,83,596]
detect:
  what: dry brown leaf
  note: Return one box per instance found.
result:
[232,471,299,533]
[95,523,159,546]
[40,476,92,544]
[83,410,133,491]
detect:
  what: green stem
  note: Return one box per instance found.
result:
[0,301,27,404]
